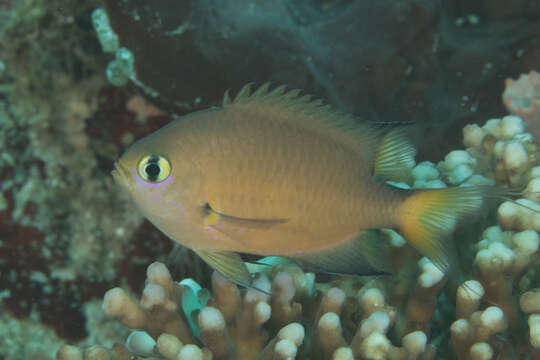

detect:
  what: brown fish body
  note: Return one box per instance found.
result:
[129,97,403,255]
[114,84,487,287]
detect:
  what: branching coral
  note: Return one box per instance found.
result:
[57,262,308,360]
[402,106,540,358]
[55,102,540,358]
[503,71,540,140]
[521,289,540,349]
[57,260,439,360]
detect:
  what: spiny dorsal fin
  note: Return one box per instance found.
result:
[222,83,382,160]
[225,82,307,106]
[223,83,357,130]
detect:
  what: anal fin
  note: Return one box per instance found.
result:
[289,230,393,276]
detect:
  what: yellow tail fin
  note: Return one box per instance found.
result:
[399,186,486,276]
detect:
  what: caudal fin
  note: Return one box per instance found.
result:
[398,186,487,276]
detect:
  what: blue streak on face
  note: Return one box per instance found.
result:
[136,174,173,188]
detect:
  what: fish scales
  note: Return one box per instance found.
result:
[175,107,384,254]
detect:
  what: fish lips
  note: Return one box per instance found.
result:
[111,161,131,190]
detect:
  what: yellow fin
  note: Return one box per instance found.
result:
[203,210,220,227]
[399,186,485,275]
[374,128,416,182]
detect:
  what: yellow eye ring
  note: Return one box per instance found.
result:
[137,155,171,183]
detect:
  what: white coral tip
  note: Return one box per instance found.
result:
[199,306,225,332]
[125,331,156,356]
[470,342,493,360]
[402,331,427,357]
[418,258,444,288]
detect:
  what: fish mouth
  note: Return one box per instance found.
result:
[111,161,130,189]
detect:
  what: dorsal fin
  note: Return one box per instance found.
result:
[223,83,352,128]
[373,128,416,182]
[222,83,382,161]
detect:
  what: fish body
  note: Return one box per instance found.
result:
[113,84,485,287]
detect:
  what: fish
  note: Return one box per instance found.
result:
[112,83,488,289]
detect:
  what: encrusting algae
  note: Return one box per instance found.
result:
[113,83,500,290]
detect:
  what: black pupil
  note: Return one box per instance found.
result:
[145,161,161,180]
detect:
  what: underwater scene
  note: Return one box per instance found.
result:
[1,0,540,359]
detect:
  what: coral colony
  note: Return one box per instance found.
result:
[56,70,540,360]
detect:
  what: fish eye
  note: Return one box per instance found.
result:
[137,155,171,183]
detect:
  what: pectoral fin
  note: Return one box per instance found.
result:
[202,203,288,240]
[290,230,393,276]
[195,249,270,294]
